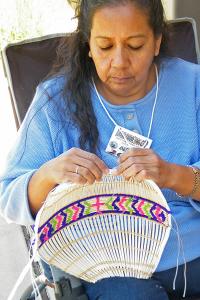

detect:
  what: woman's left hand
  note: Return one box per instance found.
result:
[112,148,172,188]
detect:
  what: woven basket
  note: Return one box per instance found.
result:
[36,175,171,283]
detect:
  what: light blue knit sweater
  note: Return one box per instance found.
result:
[1,57,200,271]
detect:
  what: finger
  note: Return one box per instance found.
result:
[119,164,146,178]
[69,148,109,175]
[134,169,151,182]
[76,165,96,184]
[114,152,154,175]
[60,172,88,185]
[112,159,133,175]
[79,151,109,173]
[119,148,153,163]
[62,164,96,184]
[70,156,106,180]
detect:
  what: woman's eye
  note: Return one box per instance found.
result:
[128,45,143,50]
[99,45,112,50]
[98,45,143,51]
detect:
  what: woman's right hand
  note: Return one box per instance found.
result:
[43,147,109,185]
[28,148,109,215]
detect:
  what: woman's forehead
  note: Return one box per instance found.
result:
[90,3,152,38]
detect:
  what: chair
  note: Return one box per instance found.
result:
[1,18,200,300]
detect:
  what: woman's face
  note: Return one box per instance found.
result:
[89,2,162,102]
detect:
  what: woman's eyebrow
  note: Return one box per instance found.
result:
[95,34,145,40]
[95,36,112,40]
[127,35,146,39]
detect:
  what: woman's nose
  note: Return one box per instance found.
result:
[111,47,129,68]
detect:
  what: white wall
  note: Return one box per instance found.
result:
[162,0,175,20]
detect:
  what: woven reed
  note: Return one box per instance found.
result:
[36,175,171,283]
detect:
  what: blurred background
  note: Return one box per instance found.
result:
[0,0,77,171]
[0,0,199,299]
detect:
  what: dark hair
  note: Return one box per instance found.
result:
[52,0,168,152]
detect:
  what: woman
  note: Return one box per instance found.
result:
[1,0,200,299]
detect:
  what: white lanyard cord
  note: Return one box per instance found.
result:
[92,64,159,139]
[147,64,158,138]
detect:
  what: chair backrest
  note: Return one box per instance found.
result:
[1,33,68,129]
[1,18,200,129]
[167,18,200,64]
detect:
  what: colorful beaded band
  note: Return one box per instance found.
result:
[38,193,171,248]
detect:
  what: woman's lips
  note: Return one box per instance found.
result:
[111,77,132,84]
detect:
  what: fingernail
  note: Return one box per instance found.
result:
[110,168,118,175]
[104,168,109,174]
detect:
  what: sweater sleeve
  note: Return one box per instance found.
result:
[189,66,200,212]
[0,82,60,225]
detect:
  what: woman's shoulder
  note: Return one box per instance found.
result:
[160,57,200,84]
[17,74,68,130]
[37,74,67,99]
[161,56,200,73]
[29,74,67,112]
[160,57,200,108]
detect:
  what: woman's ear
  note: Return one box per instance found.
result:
[155,34,162,57]
[88,50,92,57]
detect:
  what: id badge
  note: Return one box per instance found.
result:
[105,125,152,157]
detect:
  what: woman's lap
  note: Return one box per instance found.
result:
[83,257,200,300]
[83,277,169,300]
[50,257,200,300]
[154,257,200,298]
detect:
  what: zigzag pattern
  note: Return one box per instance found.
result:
[115,196,136,214]
[152,206,167,223]
[38,194,170,247]
[38,224,51,247]
[50,213,65,232]
[134,197,167,223]
[105,197,114,210]
[135,199,156,219]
